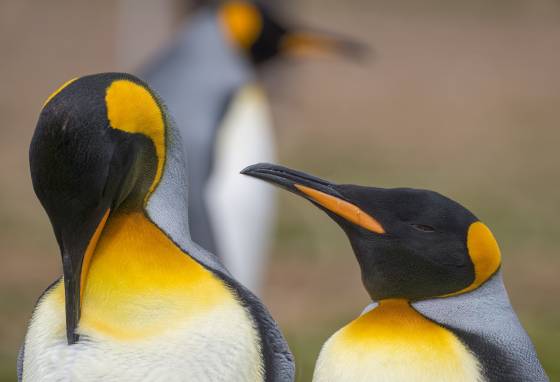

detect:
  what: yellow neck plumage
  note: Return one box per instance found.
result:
[52,212,231,341]
[314,299,482,381]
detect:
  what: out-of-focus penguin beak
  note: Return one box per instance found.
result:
[281,29,371,61]
[241,163,384,234]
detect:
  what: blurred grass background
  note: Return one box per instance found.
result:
[1,0,559,381]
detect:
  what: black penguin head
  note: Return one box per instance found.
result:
[30,73,168,344]
[242,163,502,301]
[217,0,369,65]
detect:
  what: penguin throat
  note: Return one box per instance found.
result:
[319,299,483,381]
[76,212,232,340]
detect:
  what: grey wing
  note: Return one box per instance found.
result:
[218,270,295,381]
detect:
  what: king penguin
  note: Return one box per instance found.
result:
[18,74,294,382]
[242,163,548,382]
[141,0,366,292]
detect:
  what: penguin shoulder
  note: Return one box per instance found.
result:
[413,273,549,381]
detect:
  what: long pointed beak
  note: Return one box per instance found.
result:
[241,163,384,234]
[60,208,110,344]
[281,29,372,61]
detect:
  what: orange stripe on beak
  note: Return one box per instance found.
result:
[295,184,385,234]
[281,33,339,56]
[80,208,110,304]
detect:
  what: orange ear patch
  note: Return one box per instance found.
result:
[219,1,262,49]
[80,208,110,304]
[295,184,385,234]
[105,79,166,200]
[465,221,502,290]
[443,221,501,297]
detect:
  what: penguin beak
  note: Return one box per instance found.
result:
[57,207,110,344]
[281,29,371,61]
[241,163,384,234]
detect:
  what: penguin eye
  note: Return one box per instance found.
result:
[411,224,435,233]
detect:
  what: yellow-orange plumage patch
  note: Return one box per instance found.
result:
[219,1,262,49]
[105,80,166,201]
[313,299,482,382]
[52,212,236,340]
[453,221,502,296]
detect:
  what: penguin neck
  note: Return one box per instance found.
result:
[353,299,420,331]
[77,211,231,340]
[314,299,483,381]
[412,271,519,340]
[143,122,229,274]
[337,298,479,359]
[178,7,250,76]
[347,298,446,341]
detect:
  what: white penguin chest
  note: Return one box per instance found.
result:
[23,290,264,382]
[206,83,276,291]
[313,300,483,382]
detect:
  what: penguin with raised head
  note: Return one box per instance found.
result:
[18,74,294,382]
[141,0,367,292]
[242,163,548,382]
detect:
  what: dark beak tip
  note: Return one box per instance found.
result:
[240,162,274,176]
[342,42,375,62]
[239,165,254,175]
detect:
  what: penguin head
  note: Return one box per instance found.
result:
[217,0,368,65]
[30,73,170,344]
[242,163,502,301]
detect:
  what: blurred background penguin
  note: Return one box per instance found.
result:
[140,0,368,294]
